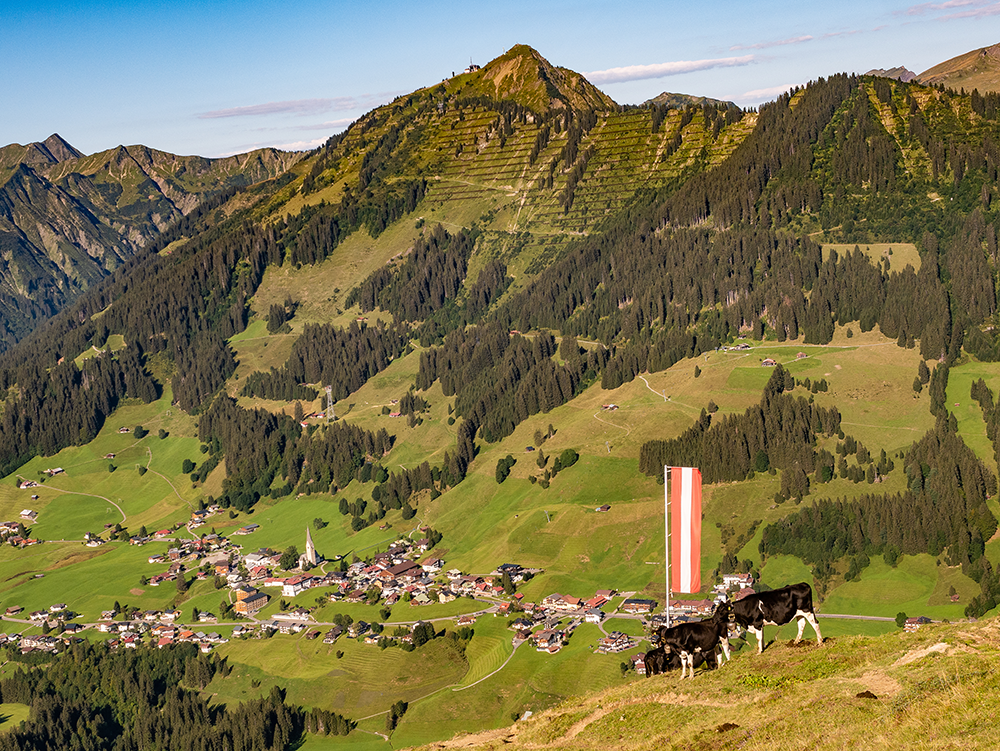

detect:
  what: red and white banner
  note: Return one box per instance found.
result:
[669,466,702,594]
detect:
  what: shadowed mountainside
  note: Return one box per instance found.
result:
[0,135,302,347]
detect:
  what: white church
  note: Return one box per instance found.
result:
[299,526,321,568]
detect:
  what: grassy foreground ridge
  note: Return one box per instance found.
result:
[410,619,1000,751]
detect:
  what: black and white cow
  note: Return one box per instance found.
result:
[730,581,822,654]
[644,645,717,677]
[654,600,733,679]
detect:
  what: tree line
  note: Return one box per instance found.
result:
[241,319,410,402]
[0,641,353,750]
[760,413,997,587]
[638,365,841,487]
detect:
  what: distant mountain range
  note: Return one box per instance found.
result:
[0,135,301,348]
[864,66,917,82]
[644,91,740,110]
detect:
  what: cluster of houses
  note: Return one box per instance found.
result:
[137,528,472,634]
[501,591,668,655]
[0,519,40,548]
[9,602,248,654]
[92,609,233,652]
[713,573,755,601]
[503,589,637,655]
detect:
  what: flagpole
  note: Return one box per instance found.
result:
[664,465,671,629]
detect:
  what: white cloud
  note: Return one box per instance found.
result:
[585,55,755,84]
[905,0,982,15]
[903,0,1000,18]
[198,92,403,119]
[294,118,356,132]
[212,136,329,157]
[200,99,343,119]
[939,1,1000,18]
[730,35,813,51]
[271,137,328,152]
[735,83,802,103]
[821,29,863,39]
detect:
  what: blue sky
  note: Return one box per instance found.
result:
[4,0,999,157]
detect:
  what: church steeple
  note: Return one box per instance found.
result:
[304,526,318,567]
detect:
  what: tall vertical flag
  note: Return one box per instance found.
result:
[669,466,702,594]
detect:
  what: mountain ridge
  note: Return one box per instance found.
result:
[864,66,917,82]
[441,44,616,112]
[0,135,303,349]
[917,41,1000,91]
[644,91,741,109]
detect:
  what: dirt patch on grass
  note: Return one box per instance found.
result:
[536,691,745,746]
[130,588,145,597]
[50,550,104,570]
[893,642,950,666]
[853,670,902,697]
[429,726,518,748]
[959,622,1000,649]
[622,536,645,562]
[645,690,749,709]
[561,706,612,741]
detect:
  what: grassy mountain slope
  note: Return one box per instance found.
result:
[644,91,740,109]
[2,328,992,747]
[918,42,1000,92]
[408,618,1000,751]
[242,45,755,322]
[446,44,616,113]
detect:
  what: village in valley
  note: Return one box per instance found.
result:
[0,494,770,678]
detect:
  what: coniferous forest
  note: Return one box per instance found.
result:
[0,643,352,751]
